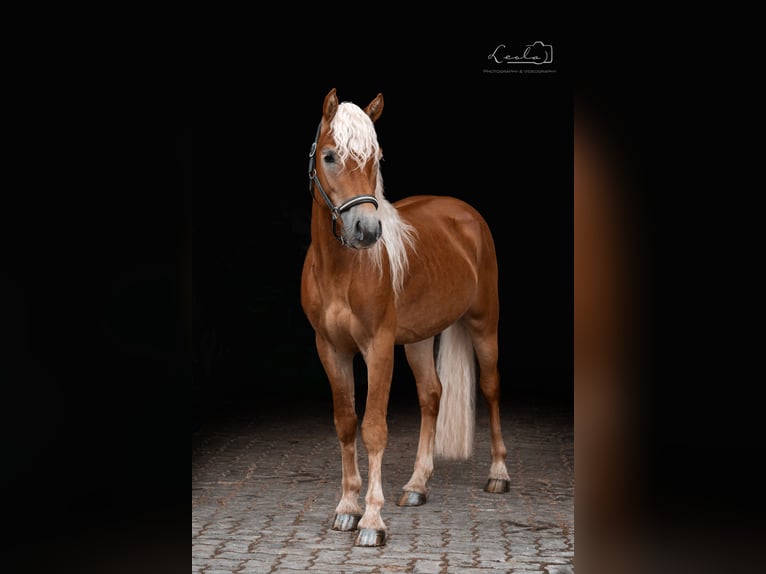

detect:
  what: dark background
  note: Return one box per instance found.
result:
[4,39,571,571]
[193,42,573,423]
[5,31,765,573]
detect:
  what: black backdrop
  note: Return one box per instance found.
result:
[194,41,572,421]
[3,43,570,566]
[9,33,764,572]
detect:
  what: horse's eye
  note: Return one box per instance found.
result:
[323,152,335,164]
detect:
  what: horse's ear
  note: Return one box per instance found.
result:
[323,88,338,123]
[365,93,384,123]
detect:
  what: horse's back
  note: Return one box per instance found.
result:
[395,195,496,262]
[395,195,488,225]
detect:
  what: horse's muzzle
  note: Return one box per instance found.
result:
[344,213,382,248]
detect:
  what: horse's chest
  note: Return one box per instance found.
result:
[308,287,388,348]
[303,252,392,347]
[319,300,354,338]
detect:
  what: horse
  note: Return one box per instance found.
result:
[300,88,510,547]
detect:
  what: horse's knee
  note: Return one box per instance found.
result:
[334,414,358,444]
[360,417,388,452]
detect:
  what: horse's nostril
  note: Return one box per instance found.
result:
[377,220,382,238]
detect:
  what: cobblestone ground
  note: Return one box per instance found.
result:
[192,397,573,573]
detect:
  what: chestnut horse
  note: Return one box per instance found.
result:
[301,88,510,547]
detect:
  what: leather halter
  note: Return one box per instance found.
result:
[308,121,379,242]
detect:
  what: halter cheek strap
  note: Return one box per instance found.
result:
[308,121,379,242]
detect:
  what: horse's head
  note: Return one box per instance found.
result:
[310,88,384,249]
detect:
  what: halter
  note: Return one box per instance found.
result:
[308,121,379,242]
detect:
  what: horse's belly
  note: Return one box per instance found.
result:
[394,270,477,344]
[391,196,491,343]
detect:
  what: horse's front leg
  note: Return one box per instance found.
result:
[398,336,439,506]
[355,337,395,547]
[315,336,362,532]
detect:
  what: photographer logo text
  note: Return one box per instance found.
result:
[488,41,553,65]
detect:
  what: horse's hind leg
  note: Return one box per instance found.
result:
[398,336,440,506]
[315,336,363,531]
[465,321,511,493]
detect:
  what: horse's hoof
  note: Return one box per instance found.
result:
[484,478,511,493]
[397,490,427,506]
[355,528,386,547]
[332,513,361,531]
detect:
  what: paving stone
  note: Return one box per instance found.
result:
[193,398,573,573]
[410,559,443,573]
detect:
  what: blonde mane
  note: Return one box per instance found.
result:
[330,102,381,170]
[331,102,417,297]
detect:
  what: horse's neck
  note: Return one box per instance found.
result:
[309,204,390,295]
[310,205,354,268]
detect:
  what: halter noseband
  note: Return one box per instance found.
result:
[308,121,379,242]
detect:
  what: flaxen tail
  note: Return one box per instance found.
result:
[434,321,476,459]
